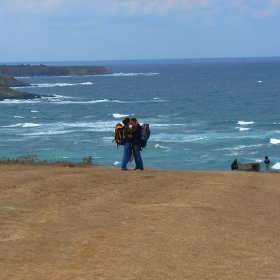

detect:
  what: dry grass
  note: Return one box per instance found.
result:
[1,164,280,279]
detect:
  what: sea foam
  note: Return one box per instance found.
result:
[271,162,280,169]
[28,82,93,88]
[112,113,129,118]
[236,127,251,131]
[238,121,255,125]
[22,123,41,128]
[270,138,280,144]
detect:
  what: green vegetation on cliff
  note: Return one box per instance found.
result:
[0,64,111,77]
[0,74,29,87]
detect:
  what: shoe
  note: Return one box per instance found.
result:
[135,169,143,171]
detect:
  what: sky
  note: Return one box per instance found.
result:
[0,0,280,62]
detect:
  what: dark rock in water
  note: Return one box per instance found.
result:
[0,74,30,87]
[0,87,41,101]
[0,64,111,77]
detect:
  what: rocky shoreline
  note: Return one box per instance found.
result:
[0,86,41,101]
[0,74,38,101]
[0,64,111,100]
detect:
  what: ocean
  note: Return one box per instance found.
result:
[0,58,280,170]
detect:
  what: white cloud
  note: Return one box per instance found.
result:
[254,6,276,18]
[1,0,221,16]
[2,0,279,19]
[231,0,280,18]
[270,0,280,5]
[6,0,60,14]
[100,0,220,16]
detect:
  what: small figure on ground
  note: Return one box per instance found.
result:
[231,158,238,170]
[264,156,270,173]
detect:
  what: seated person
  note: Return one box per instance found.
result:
[231,158,238,170]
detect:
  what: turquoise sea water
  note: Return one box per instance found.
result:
[0,58,280,170]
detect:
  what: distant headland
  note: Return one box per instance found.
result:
[0,64,111,101]
[0,64,111,77]
[0,74,37,101]
[0,86,41,101]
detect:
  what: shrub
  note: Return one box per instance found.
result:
[0,155,96,167]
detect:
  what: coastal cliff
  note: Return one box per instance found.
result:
[0,74,29,87]
[0,86,40,101]
[0,64,111,100]
[0,64,111,77]
[0,74,39,101]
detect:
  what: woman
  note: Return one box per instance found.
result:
[121,118,137,171]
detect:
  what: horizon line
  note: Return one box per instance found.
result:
[1,56,280,65]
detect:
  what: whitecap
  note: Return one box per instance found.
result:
[19,120,120,136]
[21,130,72,136]
[151,124,170,127]
[31,110,38,113]
[235,127,251,131]
[0,99,40,104]
[214,144,264,152]
[238,121,255,125]
[271,162,280,169]
[109,72,158,77]
[28,82,93,88]
[270,138,280,144]
[14,116,25,119]
[3,123,41,128]
[2,123,23,128]
[112,113,129,118]
[155,144,170,150]
[257,81,263,83]
[22,123,41,128]
[114,161,121,165]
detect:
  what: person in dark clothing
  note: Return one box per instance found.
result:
[264,156,270,172]
[231,158,238,170]
[131,118,144,171]
[121,117,137,171]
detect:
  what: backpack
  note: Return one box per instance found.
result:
[139,123,150,148]
[113,123,124,148]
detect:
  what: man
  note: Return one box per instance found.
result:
[121,117,138,171]
[131,118,144,171]
[264,156,270,173]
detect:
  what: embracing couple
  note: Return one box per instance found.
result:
[121,117,144,171]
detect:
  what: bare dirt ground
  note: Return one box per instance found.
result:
[1,164,280,280]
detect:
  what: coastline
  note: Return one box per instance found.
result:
[0,86,41,101]
[0,64,111,101]
[1,164,280,279]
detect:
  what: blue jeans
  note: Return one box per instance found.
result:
[133,145,143,170]
[121,142,132,170]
